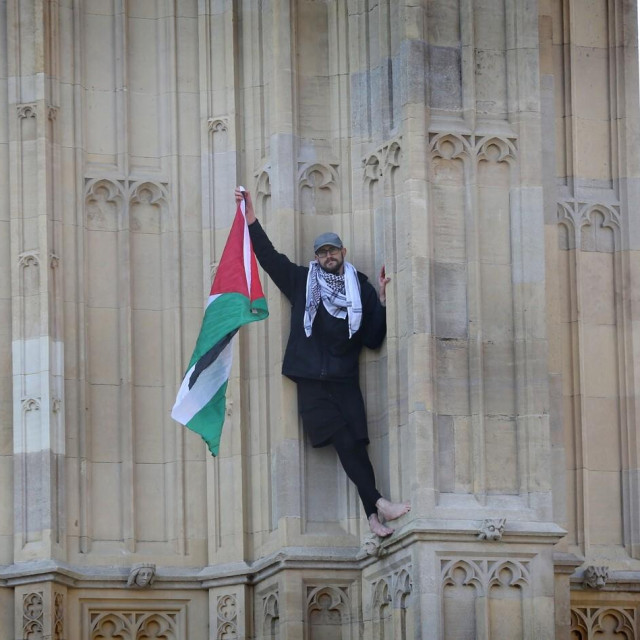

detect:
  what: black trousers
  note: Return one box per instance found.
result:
[330,426,381,518]
[296,378,381,518]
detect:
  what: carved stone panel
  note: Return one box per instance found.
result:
[83,600,186,640]
[441,557,531,640]
[369,565,413,640]
[571,607,637,640]
[260,589,279,640]
[306,585,351,640]
[23,591,44,639]
[217,594,238,639]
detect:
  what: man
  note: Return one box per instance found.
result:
[236,188,410,537]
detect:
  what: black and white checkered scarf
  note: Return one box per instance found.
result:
[304,261,362,338]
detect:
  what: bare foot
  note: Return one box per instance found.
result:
[376,497,411,522]
[368,514,394,537]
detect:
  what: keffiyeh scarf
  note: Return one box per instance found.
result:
[304,261,362,338]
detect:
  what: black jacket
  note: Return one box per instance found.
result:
[248,220,386,382]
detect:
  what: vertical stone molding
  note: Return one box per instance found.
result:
[428,130,549,512]
[556,199,632,558]
[81,176,183,556]
[9,0,65,565]
[53,592,64,640]
[255,169,272,220]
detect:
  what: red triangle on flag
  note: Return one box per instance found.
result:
[210,204,265,302]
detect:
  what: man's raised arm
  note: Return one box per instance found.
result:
[235,187,299,302]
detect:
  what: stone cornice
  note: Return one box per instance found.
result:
[0,520,569,589]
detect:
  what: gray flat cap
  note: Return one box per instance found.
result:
[313,232,343,253]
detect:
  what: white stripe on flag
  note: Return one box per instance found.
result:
[239,187,252,295]
[171,336,235,425]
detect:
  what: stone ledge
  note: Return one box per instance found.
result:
[0,520,568,589]
[571,571,640,593]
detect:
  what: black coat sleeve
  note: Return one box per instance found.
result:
[359,279,387,349]
[248,219,301,302]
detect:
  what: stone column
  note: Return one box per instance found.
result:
[7,0,65,635]
[7,0,64,564]
[363,1,564,637]
[197,0,249,568]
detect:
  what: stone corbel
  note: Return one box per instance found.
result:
[207,117,229,134]
[17,103,38,119]
[126,563,156,589]
[18,251,40,269]
[22,398,41,413]
[357,533,388,559]
[583,565,609,589]
[477,518,506,541]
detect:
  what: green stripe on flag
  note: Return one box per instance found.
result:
[186,380,229,457]
[188,293,269,369]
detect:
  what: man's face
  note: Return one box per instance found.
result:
[315,245,346,274]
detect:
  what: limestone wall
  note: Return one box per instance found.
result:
[0,1,639,639]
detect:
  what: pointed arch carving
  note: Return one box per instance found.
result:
[85,179,124,231]
[363,137,403,184]
[216,594,238,639]
[22,397,41,413]
[129,181,170,234]
[475,135,517,164]
[372,577,392,609]
[487,560,530,589]
[255,168,272,220]
[429,132,470,160]
[208,117,229,134]
[571,607,637,639]
[85,602,185,640]
[129,181,168,206]
[557,200,620,251]
[394,567,413,608]
[261,590,280,639]
[442,559,483,592]
[17,103,38,119]
[298,162,339,216]
[23,592,44,639]
[18,250,40,269]
[306,585,350,635]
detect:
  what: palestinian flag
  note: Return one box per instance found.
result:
[172,197,268,456]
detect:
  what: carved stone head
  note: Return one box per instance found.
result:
[583,566,609,589]
[126,563,156,588]
[477,518,507,541]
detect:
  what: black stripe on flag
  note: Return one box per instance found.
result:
[188,328,239,389]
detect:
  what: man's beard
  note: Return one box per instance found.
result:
[320,256,344,274]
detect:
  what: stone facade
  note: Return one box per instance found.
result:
[0,1,639,638]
